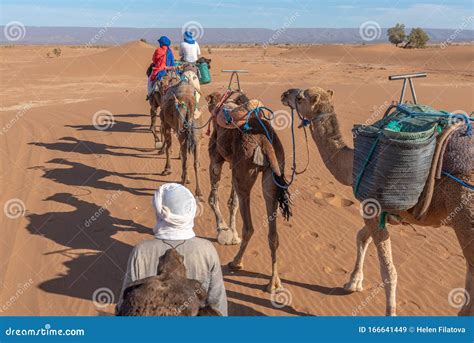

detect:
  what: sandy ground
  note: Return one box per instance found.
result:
[0,41,472,316]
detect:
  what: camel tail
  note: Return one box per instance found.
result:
[183,99,196,154]
[261,138,292,221]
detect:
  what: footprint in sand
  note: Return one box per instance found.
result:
[323,265,348,275]
[314,191,355,208]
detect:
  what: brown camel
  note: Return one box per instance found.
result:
[206,91,292,293]
[117,249,221,316]
[159,73,203,198]
[281,87,473,316]
[148,71,181,151]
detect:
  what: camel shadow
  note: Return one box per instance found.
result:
[66,115,149,134]
[224,269,349,296]
[29,136,155,159]
[26,192,151,305]
[32,158,162,196]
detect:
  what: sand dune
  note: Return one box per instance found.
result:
[0,42,471,316]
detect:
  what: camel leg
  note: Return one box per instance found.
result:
[262,169,283,293]
[444,179,473,316]
[369,218,397,316]
[227,185,241,244]
[228,167,258,270]
[192,131,203,199]
[161,123,172,176]
[178,133,190,185]
[344,224,373,292]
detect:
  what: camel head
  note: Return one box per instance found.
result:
[157,249,187,278]
[281,87,335,120]
[205,91,224,113]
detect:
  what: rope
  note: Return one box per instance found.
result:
[397,104,473,136]
[442,171,474,190]
[353,135,381,197]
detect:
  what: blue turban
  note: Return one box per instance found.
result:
[183,31,195,44]
[158,36,171,47]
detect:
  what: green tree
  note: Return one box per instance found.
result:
[405,28,430,48]
[387,23,406,47]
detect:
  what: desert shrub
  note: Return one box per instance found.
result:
[405,28,430,48]
[387,23,406,47]
[207,47,212,54]
[52,48,62,57]
[140,38,147,43]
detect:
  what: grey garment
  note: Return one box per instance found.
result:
[116,237,228,316]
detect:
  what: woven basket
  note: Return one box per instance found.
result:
[352,104,442,211]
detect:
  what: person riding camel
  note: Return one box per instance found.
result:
[146,36,175,101]
[179,31,201,63]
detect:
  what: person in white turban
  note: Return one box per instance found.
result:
[117,183,228,315]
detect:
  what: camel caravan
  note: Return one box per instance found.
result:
[120,34,473,317]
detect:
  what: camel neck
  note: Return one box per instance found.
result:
[309,112,354,186]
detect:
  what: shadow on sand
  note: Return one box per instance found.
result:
[26,192,151,311]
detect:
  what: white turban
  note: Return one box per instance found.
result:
[152,183,197,240]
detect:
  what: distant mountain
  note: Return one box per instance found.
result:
[1,27,473,45]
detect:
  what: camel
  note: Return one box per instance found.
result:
[159,70,203,198]
[281,87,473,316]
[205,91,292,293]
[117,249,221,316]
[149,69,201,151]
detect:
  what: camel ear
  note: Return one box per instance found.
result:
[327,89,334,98]
[309,93,321,113]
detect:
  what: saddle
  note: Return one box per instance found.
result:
[215,99,265,129]
[412,122,473,219]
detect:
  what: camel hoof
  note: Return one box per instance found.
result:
[344,280,364,293]
[155,141,163,150]
[217,228,240,245]
[161,169,172,176]
[228,261,243,271]
[266,283,284,294]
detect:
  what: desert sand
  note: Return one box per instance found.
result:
[0,41,472,316]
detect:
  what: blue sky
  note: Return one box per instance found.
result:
[1,0,473,28]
